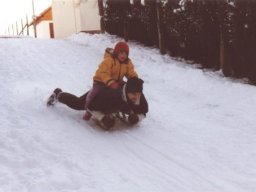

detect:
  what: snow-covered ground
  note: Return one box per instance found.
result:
[0,33,256,192]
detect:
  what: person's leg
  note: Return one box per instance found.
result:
[85,83,105,108]
[58,92,87,110]
[47,88,63,106]
[83,83,105,120]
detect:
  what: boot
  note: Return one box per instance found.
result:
[83,111,92,121]
[47,88,62,107]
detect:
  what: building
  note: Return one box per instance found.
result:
[52,0,102,38]
[29,6,54,38]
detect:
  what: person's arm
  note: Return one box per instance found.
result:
[128,94,148,125]
[132,94,148,115]
[94,58,116,87]
[126,60,138,79]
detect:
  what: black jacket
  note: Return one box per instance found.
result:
[87,87,148,115]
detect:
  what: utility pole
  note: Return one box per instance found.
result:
[32,0,37,38]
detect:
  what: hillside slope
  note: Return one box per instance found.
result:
[0,33,256,192]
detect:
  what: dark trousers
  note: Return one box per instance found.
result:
[58,92,87,110]
[85,83,105,108]
[58,83,104,111]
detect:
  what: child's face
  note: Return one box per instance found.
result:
[117,51,128,62]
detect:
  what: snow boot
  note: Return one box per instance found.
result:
[83,111,92,121]
[47,88,62,107]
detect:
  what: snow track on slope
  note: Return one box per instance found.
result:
[0,34,256,192]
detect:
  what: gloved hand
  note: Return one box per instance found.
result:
[128,113,139,125]
[109,81,119,89]
[101,115,115,130]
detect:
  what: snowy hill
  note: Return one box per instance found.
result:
[0,33,256,192]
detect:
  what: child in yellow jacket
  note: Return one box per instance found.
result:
[84,41,139,120]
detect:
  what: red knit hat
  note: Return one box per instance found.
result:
[114,42,129,55]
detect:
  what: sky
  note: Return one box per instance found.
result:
[0,0,51,35]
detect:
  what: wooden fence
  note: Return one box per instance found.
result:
[99,0,256,84]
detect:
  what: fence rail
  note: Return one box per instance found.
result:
[5,15,33,37]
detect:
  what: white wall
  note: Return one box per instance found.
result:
[80,0,101,31]
[52,0,79,38]
[36,21,51,38]
[52,0,101,38]
[27,22,51,39]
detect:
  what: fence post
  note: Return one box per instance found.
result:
[26,15,29,36]
[21,19,24,35]
[156,0,166,54]
[123,15,129,42]
[220,29,226,74]
[16,21,19,35]
[98,0,106,33]
[32,0,37,38]
[12,24,14,35]
[98,0,104,16]
[220,26,233,77]
[98,0,105,32]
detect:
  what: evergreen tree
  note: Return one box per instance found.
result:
[100,0,256,82]
[103,0,130,37]
[164,0,184,56]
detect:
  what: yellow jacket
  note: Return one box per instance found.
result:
[93,48,138,86]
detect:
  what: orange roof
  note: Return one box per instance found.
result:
[30,6,52,26]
